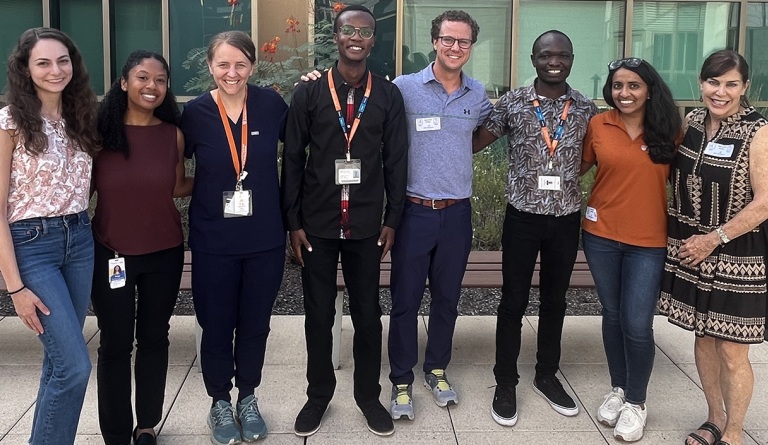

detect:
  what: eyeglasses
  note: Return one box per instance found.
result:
[608,57,643,71]
[338,25,375,39]
[437,36,473,50]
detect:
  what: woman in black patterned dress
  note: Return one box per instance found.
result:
[660,50,768,445]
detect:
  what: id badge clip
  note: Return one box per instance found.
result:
[335,158,362,185]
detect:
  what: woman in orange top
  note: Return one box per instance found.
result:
[579,58,680,442]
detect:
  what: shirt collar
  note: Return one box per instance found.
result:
[526,80,574,102]
[421,62,472,92]
[332,61,370,89]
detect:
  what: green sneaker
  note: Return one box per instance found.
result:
[236,395,267,441]
[208,400,242,445]
[424,369,458,407]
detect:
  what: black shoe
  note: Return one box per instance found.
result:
[132,427,157,445]
[533,375,579,416]
[358,401,395,436]
[491,385,518,426]
[294,400,328,437]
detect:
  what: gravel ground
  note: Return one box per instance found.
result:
[0,259,602,317]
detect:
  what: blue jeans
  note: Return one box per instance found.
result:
[10,212,94,445]
[582,230,665,404]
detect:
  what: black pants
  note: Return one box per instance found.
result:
[494,205,580,387]
[91,241,184,445]
[192,245,285,403]
[301,234,383,407]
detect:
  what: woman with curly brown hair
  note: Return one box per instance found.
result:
[0,28,99,445]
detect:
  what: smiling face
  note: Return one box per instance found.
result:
[333,10,376,64]
[610,68,648,119]
[432,20,473,75]
[531,33,573,86]
[28,38,73,98]
[207,42,254,98]
[121,58,168,114]
[700,68,749,121]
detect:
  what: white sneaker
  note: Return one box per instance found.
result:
[613,402,646,442]
[597,387,625,427]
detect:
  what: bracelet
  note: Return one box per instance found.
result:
[7,285,26,295]
[715,226,731,245]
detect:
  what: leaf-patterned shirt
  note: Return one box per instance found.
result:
[0,106,92,223]
[484,83,597,216]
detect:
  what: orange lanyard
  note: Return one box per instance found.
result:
[327,68,372,161]
[216,89,248,184]
[532,98,571,158]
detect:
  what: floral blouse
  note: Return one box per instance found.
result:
[0,106,92,223]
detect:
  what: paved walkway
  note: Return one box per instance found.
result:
[1,315,766,444]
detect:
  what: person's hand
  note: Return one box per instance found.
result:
[378,226,395,260]
[290,229,312,267]
[300,70,323,83]
[11,288,49,335]
[679,232,719,267]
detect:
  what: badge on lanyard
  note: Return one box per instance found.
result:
[216,89,253,218]
[328,68,371,186]
[533,97,570,192]
[108,256,126,289]
[335,159,362,185]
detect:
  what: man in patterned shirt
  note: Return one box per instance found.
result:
[473,29,598,426]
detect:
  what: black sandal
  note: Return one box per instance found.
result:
[685,421,723,445]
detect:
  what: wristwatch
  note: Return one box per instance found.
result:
[715,226,730,245]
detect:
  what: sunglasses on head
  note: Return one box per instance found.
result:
[338,25,375,39]
[608,57,643,71]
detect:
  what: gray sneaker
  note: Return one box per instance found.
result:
[390,384,414,420]
[236,395,267,441]
[424,369,458,407]
[208,400,242,445]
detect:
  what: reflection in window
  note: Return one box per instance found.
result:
[632,2,737,100]
[0,0,43,94]
[403,0,511,97]
[747,3,768,101]
[517,1,624,101]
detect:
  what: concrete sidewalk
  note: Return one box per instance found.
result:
[1,315,766,444]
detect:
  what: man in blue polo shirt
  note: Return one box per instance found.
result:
[387,10,492,421]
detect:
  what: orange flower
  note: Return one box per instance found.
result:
[333,2,346,13]
[227,0,238,5]
[286,16,301,33]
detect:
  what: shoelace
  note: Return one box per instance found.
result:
[430,369,451,392]
[239,399,262,423]
[618,403,643,427]
[603,390,624,410]
[395,385,411,405]
[214,404,237,427]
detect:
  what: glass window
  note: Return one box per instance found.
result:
[0,0,44,96]
[59,1,105,95]
[402,0,512,98]
[631,2,738,100]
[170,0,253,97]
[516,1,625,101]
[746,3,768,101]
[113,0,163,86]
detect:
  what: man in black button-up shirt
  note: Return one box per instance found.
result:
[281,4,408,438]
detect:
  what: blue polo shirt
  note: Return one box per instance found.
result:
[393,63,492,200]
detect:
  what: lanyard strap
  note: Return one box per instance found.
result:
[216,89,248,184]
[328,67,372,161]
[532,98,571,158]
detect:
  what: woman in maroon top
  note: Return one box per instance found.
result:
[91,50,192,445]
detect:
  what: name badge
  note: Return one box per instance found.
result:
[585,206,598,222]
[335,159,362,185]
[108,257,126,289]
[704,141,735,158]
[223,190,253,217]
[415,117,441,132]
[538,175,562,191]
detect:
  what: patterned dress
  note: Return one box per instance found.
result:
[659,107,768,343]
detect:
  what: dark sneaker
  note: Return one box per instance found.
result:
[390,384,414,420]
[533,375,579,416]
[491,385,518,426]
[208,400,242,445]
[293,400,328,437]
[236,394,267,441]
[424,369,458,407]
[358,401,395,436]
